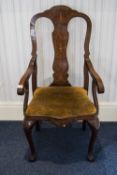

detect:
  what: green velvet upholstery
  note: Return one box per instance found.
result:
[26,87,96,119]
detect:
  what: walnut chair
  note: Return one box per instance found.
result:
[17,5,104,162]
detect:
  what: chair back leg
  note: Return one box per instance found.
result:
[23,120,37,161]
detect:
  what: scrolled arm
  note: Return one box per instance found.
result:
[85,58,104,94]
[17,57,35,95]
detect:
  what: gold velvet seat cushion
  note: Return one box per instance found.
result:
[26,87,96,119]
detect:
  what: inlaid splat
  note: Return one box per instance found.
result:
[45,7,77,85]
[51,25,69,84]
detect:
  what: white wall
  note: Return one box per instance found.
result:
[0,0,117,120]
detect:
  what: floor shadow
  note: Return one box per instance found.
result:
[31,127,101,164]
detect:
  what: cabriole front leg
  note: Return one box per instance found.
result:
[23,120,37,161]
[87,116,100,162]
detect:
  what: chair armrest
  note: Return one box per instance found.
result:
[85,59,104,93]
[17,58,35,95]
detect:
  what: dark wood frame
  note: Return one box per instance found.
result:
[17,5,104,162]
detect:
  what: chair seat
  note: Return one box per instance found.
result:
[26,87,96,119]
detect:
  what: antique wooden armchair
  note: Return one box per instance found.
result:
[17,5,104,162]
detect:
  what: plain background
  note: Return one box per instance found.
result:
[0,0,117,120]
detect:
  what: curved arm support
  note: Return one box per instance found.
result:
[17,57,36,95]
[92,80,99,114]
[23,80,29,114]
[85,59,104,94]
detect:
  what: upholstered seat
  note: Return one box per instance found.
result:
[26,87,96,119]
